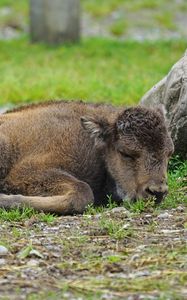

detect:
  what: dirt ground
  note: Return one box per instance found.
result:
[0,205,186,300]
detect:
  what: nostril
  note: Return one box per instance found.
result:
[145,188,168,204]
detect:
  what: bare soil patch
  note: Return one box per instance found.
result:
[0,205,186,299]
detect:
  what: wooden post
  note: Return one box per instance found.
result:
[30,0,80,44]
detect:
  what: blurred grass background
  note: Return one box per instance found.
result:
[1,39,187,106]
[0,0,187,106]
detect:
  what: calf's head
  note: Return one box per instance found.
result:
[81,106,174,203]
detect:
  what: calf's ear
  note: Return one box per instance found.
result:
[81,116,112,146]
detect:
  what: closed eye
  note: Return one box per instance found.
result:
[118,150,135,160]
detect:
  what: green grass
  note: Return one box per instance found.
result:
[155,12,176,30]
[0,207,57,222]
[81,0,172,17]
[0,0,28,16]
[0,38,187,106]
[82,0,124,17]
[109,19,128,37]
[0,207,35,221]
[126,0,170,11]
[161,158,187,209]
[0,0,183,18]
[98,216,133,240]
[0,0,28,28]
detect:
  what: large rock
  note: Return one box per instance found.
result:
[140,50,187,159]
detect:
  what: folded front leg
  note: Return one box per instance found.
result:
[0,168,94,215]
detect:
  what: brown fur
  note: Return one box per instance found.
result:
[0,100,174,214]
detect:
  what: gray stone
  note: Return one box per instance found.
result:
[0,7,12,16]
[111,207,130,215]
[141,50,187,159]
[102,250,116,257]
[122,223,131,229]
[0,245,8,256]
[176,205,185,212]
[26,259,40,267]
[157,212,172,219]
[135,244,147,252]
[129,270,150,279]
[0,258,6,265]
[160,229,182,234]
[0,27,21,40]
[94,213,101,220]
[130,254,140,261]
[145,214,152,218]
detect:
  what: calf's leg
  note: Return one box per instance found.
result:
[0,170,94,215]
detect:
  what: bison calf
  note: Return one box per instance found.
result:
[0,101,174,214]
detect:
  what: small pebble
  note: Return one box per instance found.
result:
[136,245,147,252]
[0,245,8,256]
[129,270,150,278]
[0,258,6,265]
[145,214,152,218]
[26,259,40,267]
[160,229,182,234]
[122,223,131,229]
[111,207,130,214]
[0,7,12,16]
[102,250,116,257]
[94,213,101,220]
[176,206,184,212]
[130,254,140,261]
[157,212,172,219]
